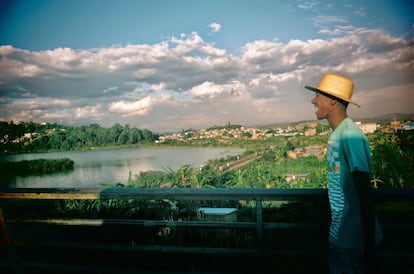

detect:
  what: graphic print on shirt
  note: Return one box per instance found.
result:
[327,139,345,241]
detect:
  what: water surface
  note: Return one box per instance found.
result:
[0,147,244,188]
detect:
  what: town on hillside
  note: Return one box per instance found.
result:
[1,119,413,148]
[157,119,414,144]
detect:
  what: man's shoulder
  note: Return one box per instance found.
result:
[339,118,364,137]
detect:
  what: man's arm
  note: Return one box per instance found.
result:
[352,170,375,262]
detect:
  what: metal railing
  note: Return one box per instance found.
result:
[0,187,413,274]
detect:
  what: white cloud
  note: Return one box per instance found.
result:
[312,15,349,36]
[150,82,167,91]
[354,8,367,17]
[298,1,319,10]
[312,15,347,26]
[74,104,104,119]
[208,23,222,34]
[102,86,118,94]
[6,98,70,109]
[108,93,172,117]
[0,58,43,78]
[133,69,157,79]
[350,83,414,118]
[109,97,155,116]
[188,81,244,99]
[0,27,413,131]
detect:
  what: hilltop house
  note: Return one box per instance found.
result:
[356,122,378,134]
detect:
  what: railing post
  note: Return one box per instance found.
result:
[255,197,264,273]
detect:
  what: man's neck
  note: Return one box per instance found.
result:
[328,114,348,130]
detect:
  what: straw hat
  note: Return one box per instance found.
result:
[305,73,360,107]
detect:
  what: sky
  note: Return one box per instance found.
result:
[0,0,413,132]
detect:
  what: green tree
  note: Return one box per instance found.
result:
[109,123,123,144]
[117,125,130,145]
[128,128,142,144]
[142,129,155,142]
[371,141,414,188]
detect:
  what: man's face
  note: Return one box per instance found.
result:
[311,92,333,120]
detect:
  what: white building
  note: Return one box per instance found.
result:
[356,122,378,134]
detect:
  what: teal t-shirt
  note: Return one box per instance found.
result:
[327,117,376,248]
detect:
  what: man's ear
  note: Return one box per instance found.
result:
[330,98,338,105]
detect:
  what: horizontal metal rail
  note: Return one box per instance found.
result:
[1,187,413,201]
[0,187,413,274]
[0,187,327,200]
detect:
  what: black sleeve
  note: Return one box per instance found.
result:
[352,170,375,256]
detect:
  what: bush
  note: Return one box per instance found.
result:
[0,158,74,176]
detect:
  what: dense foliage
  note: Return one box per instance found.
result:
[0,121,159,153]
[125,133,413,189]
[126,155,326,189]
[370,132,414,188]
[3,129,412,273]
[0,158,74,177]
[1,120,413,189]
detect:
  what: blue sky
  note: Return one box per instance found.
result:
[2,0,412,51]
[0,0,413,132]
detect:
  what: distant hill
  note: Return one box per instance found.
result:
[259,113,414,128]
[255,119,327,129]
[363,113,414,123]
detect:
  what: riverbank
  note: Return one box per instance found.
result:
[0,158,74,177]
[1,142,240,155]
[0,147,245,188]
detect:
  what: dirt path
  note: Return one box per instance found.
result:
[219,153,262,171]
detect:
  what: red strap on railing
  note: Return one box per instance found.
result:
[0,208,10,246]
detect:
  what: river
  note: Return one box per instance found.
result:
[0,147,244,188]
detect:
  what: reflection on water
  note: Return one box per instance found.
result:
[0,147,244,188]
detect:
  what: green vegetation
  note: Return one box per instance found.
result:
[0,121,159,153]
[3,129,412,273]
[120,134,329,189]
[370,132,414,188]
[126,154,325,189]
[125,132,413,189]
[0,158,74,177]
[1,120,413,189]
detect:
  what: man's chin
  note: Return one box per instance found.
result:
[315,114,324,120]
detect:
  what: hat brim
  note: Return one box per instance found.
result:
[305,85,360,107]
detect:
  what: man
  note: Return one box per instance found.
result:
[305,73,382,274]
